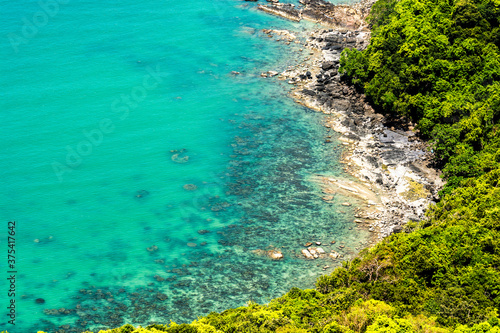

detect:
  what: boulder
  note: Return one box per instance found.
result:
[307,247,320,258]
[322,61,335,71]
[268,250,284,260]
[301,249,314,259]
[329,251,341,260]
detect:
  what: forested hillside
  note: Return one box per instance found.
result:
[32,0,500,331]
[340,0,500,193]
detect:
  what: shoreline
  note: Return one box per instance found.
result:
[257,0,444,242]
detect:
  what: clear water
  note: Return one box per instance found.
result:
[0,0,369,332]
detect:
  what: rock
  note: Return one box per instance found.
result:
[408,215,420,222]
[302,89,316,96]
[135,190,150,199]
[329,251,341,260]
[257,4,302,22]
[307,247,320,258]
[231,71,241,75]
[146,245,159,252]
[322,61,335,71]
[154,275,165,282]
[187,243,197,247]
[392,226,403,234]
[197,230,210,234]
[304,242,313,247]
[316,247,326,254]
[301,248,314,259]
[35,298,45,304]
[268,250,284,260]
[156,293,168,301]
[171,153,189,163]
[183,184,198,191]
[341,202,351,206]
[315,242,321,245]
[267,70,279,77]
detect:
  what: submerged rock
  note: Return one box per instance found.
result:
[135,190,150,199]
[183,184,198,191]
[301,248,314,259]
[267,250,284,260]
[329,251,341,259]
[146,245,159,253]
[307,247,320,258]
[171,153,189,163]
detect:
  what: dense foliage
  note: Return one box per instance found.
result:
[32,297,500,333]
[317,170,500,326]
[24,0,500,332]
[340,0,500,194]
[329,0,500,328]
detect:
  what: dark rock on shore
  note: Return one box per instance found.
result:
[257,0,375,30]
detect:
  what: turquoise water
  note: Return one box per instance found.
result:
[0,0,370,332]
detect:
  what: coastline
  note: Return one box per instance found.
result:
[257,0,444,242]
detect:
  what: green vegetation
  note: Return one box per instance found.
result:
[29,0,500,331]
[401,178,429,201]
[29,298,500,332]
[340,0,500,195]
[317,170,500,326]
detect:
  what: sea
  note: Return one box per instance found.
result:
[0,0,368,332]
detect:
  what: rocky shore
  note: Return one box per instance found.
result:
[256,0,375,30]
[255,0,444,242]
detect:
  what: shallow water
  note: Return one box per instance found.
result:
[0,0,369,332]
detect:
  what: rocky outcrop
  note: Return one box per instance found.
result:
[257,0,375,30]
[252,248,284,260]
[282,28,443,239]
[258,3,302,22]
[255,0,443,240]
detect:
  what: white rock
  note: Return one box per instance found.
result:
[301,249,314,259]
[307,247,318,255]
[329,251,340,260]
[268,250,284,260]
